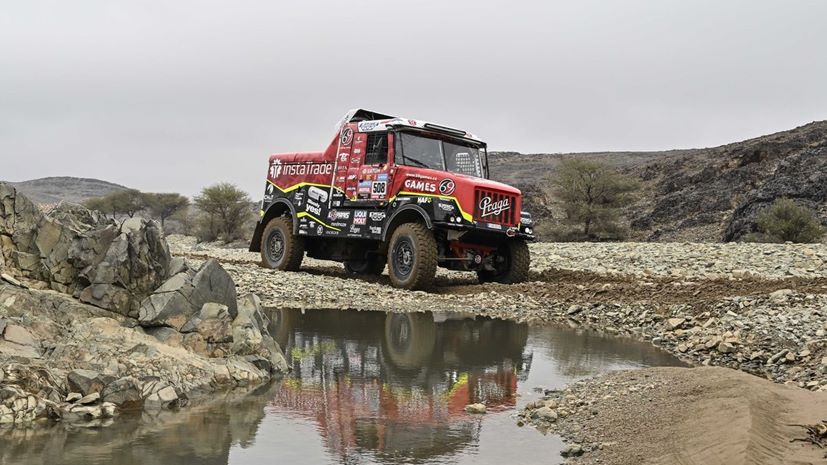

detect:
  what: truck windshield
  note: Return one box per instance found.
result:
[398,133,484,177]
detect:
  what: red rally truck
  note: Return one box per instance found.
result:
[249,109,535,290]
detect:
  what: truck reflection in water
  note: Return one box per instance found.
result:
[265,308,530,464]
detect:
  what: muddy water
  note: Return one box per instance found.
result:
[0,309,684,465]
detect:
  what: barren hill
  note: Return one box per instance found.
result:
[490,121,827,242]
[3,177,129,205]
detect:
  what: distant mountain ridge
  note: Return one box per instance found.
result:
[489,120,827,242]
[3,177,129,205]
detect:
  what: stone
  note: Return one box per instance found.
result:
[101,377,143,409]
[138,260,237,331]
[0,318,6,336]
[101,402,117,418]
[464,403,486,414]
[0,273,23,287]
[717,342,736,354]
[67,369,105,395]
[2,324,37,347]
[666,318,685,330]
[78,392,100,405]
[769,289,793,302]
[65,392,82,403]
[156,386,178,403]
[534,406,558,422]
[561,444,584,457]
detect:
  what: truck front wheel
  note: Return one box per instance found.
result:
[387,223,437,290]
[477,239,530,284]
[260,216,304,271]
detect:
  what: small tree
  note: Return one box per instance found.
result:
[84,189,145,218]
[194,183,252,242]
[109,189,146,218]
[745,198,824,243]
[552,158,639,240]
[143,192,190,229]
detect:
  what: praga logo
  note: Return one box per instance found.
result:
[438,179,456,195]
[404,178,436,193]
[479,196,511,217]
[340,127,354,146]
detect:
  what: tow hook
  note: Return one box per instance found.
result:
[506,227,517,237]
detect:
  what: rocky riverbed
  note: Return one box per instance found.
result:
[170,236,827,462]
[0,185,287,428]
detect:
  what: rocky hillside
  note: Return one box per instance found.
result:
[490,121,827,242]
[3,177,129,205]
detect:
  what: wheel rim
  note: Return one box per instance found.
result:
[392,238,414,278]
[266,229,286,264]
[387,314,412,353]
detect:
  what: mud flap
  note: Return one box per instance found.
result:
[249,221,264,252]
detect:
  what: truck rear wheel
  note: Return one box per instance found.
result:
[387,223,437,290]
[343,257,385,275]
[260,216,304,271]
[477,239,530,284]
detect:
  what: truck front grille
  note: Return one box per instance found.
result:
[474,188,517,226]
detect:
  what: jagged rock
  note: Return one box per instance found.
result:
[65,392,82,403]
[181,303,233,343]
[101,377,143,409]
[67,369,105,395]
[2,324,37,347]
[78,392,100,405]
[231,294,267,356]
[138,259,236,330]
[0,184,172,315]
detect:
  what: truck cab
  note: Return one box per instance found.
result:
[250,109,534,290]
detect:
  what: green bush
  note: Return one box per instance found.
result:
[744,198,824,243]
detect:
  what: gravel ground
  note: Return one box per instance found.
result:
[168,235,827,462]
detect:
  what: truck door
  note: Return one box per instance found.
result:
[345,132,392,202]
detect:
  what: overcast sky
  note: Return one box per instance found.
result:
[2,0,826,197]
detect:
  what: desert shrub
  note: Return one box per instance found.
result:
[142,192,190,229]
[549,158,639,241]
[84,189,146,218]
[193,183,253,242]
[743,198,824,243]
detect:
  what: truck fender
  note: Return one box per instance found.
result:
[249,199,297,252]
[382,204,433,242]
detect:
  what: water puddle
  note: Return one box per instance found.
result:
[0,309,684,465]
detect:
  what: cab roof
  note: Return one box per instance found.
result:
[339,108,483,143]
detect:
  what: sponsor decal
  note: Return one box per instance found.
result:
[407,173,437,181]
[316,225,324,235]
[298,229,308,235]
[353,149,362,154]
[277,163,333,178]
[354,210,367,225]
[357,121,381,132]
[437,202,455,212]
[331,222,347,228]
[417,197,431,204]
[336,175,346,183]
[369,211,386,222]
[269,160,282,178]
[266,183,274,194]
[308,186,329,202]
[377,173,389,181]
[347,174,357,181]
[369,226,382,235]
[479,196,511,218]
[263,194,274,203]
[439,178,456,195]
[328,210,351,221]
[350,158,360,165]
[338,152,348,161]
[340,127,354,146]
[408,119,417,125]
[349,224,361,234]
[404,178,437,193]
[487,223,503,230]
[306,199,322,216]
[371,181,387,196]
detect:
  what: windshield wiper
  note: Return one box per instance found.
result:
[403,156,430,169]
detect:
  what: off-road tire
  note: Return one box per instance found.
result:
[382,312,436,370]
[260,216,304,271]
[343,257,385,275]
[387,222,437,290]
[477,239,530,284]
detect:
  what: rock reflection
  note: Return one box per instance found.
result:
[266,309,530,464]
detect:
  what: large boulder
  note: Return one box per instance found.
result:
[138,259,237,330]
[0,184,172,315]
